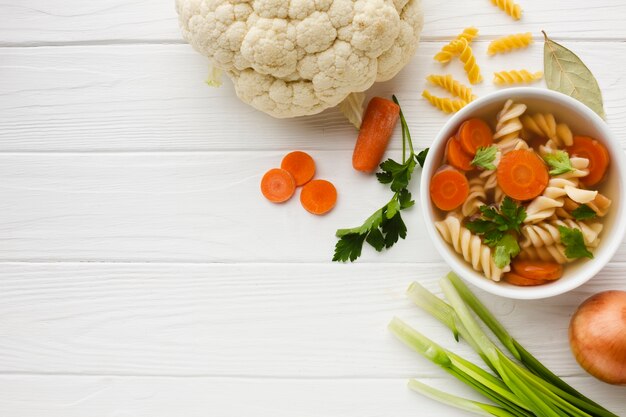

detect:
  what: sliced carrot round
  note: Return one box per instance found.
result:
[566,136,610,187]
[446,136,473,171]
[511,260,563,281]
[281,151,316,186]
[261,168,296,203]
[496,149,549,201]
[300,179,337,215]
[457,118,494,155]
[504,272,548,287]
[430,167,469,211]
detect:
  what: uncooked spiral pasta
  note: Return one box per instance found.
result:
[521,220,603,249]
[422,90,468,114]
[435,214,509,281]
[494,70,543,85]
[521,113,574,147]
[490,0,522,20]
[462,177,487,217]
[488,33,533,55]
[451,38,483,84]
[434,27,479,63]
[426,74,476,103]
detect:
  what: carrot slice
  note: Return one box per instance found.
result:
[352,97,400,173]
[505,272,548,287]
[281,151,316,186]
[261,168,296,203]
[496,149,549,201]
[300,179,337,215]
[566,136,610,186]
[430,167,469,211]
[445,136,473,171]
[457,118,494,155]
[511,260,563,281]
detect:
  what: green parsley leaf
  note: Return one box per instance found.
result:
[398,189,415,209]
[377,158,416,192]
[365,228,385,252]
[493,234,521,268]
[471,146,498,170]
[416,148,429,167]
[467,197,526,239]
[571,204,598,220]
[543,150,575,176]
[499,197,527,232]
[382,211,407,248]
[558,226,594,259]
[332,233,367,262]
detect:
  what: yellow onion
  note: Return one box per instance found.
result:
[569,290,626,385]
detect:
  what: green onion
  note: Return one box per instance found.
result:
[389,273,618,417]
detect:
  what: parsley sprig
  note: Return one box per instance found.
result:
[465,197,526,268]
[471,145,498,170]
[559,226,594,259]
[543,150,574,176]
[571,204,597,220]
[333,96,428,262]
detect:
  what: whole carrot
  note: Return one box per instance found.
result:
[352,97,400,173]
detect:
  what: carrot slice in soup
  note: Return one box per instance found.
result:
[505,272,548,287]
[446,136,473,171]
[430,167,469,211]
[566,136,610,186]
[261,168,296,203]
[457,118,494,155]
[300,179,337,215]
[511,260,563,281]
[497,149,549,201]
[281,151,316,186]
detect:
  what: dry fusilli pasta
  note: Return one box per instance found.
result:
[462,177,487,217]
[422,90,468,114]
[427,74,476,103]
[435,214,509,281]
[451,38,483,84]
[521,113,574,147]
[488,33,533,55]
[494,70,543,85]
[521,219,603,249]
[491,0,522,20]
[434,27,479,63]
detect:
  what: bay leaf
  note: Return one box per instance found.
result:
[543,31,605,119]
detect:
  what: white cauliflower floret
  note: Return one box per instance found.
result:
[176,0,423,118]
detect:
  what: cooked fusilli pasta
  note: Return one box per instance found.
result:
[434,27,479,63]
[462,177,487,217]
[491,0,522,20]
[521,219,603,249]
[426,74,476,103]
[524,178,577,224]
[521,113,574,147]
[493,100,527,153]
[554,157,590,181]
[488,33,533,55]
[494,70,543,85]
[451,38,483,84]
[519,244,569,264]
[561,194,612,218]
[422,90,468,114]
[435,214,509,281]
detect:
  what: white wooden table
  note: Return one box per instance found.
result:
[1,1,625,416]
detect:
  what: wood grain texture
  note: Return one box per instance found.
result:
[1,41,623,151]
[2,0,626,45]
[0,375,624,417]
[1,151,623,263]
[0,262,624,378]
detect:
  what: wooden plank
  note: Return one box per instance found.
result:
[1,151,623,263]
[0,151,622,263]
[0,375,624,417]
[0,262,623,377]
[1,41,624,151]
[2,0,626,45]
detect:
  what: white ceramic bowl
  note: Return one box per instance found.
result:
[420,87,626,299]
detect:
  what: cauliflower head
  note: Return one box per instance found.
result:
[176,0,423,118]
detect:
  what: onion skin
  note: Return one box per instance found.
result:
[569,290,626,385]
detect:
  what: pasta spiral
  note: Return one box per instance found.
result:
[493,100,528,153]
[519,245,569,264]
[521,114,574,147]
[521,219,603,249]
[422,90,468,114]
[488,33,533,55]
[462,177,487,217]
[426,74,476,103]
[491,0,522,20]
[435,214,509,281]
[554,157,590,181]
[494,70,543,85]
[561,194,612,218]
[434,27,479,63]
[451,38,483,84]
[524,178,577,224]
